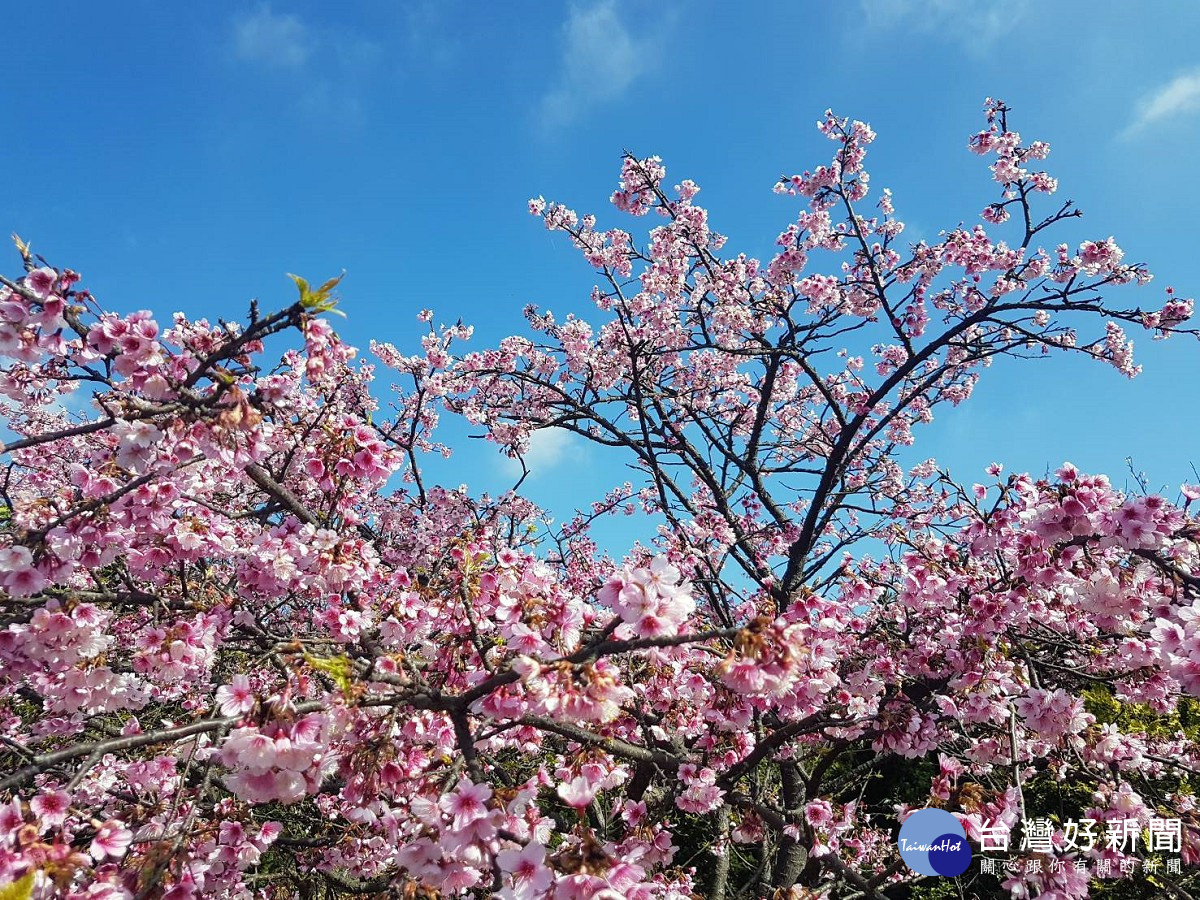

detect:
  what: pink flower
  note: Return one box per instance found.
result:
[26,267,58,298]
[215,674,256,717]
[440,778,492,831]
[1078,237,1124,275]
[0,798,24,832]
[257,821,284,847]
[805,800,835,828]
[90,819,134,860]
[222,728,279,772]
[497,841,553,897]
[556,775,599,809]
[677,782,725,814]
[30,788,71,828]
[597,570,629,610]
[225,768,307,804]
[1015,688,1091,741]
[717,658,767,694]
[0,545,46,597]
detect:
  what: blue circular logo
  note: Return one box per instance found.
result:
[897,808,971,876]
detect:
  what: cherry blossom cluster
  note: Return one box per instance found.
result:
[2,100,1200,900]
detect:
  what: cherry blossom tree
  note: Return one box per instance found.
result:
[2,99,1200,899]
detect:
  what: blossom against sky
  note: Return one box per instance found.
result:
[3,0,1199,535]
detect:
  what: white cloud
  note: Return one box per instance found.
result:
[228,7,381,126]
[499,427,586,480]
[231,5,314,69]
[1125,69,1200,137]
[859,0,1028,53]
[295,76,365,123]
[541,1,649,127]
[401,0,459,69]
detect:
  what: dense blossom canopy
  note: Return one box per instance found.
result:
[2,100,1200,899]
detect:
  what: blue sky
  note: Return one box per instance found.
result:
[4,1,1200,549]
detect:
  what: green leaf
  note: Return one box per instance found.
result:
[304,653,355,695]
[0,871,36,900]
[288,271,346,313]
[287,273,310,297]
[11,234,31,261]
[314,274,345,295]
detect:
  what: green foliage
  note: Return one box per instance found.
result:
[288,272,346,316]
[909,880,963,899]
[0,871,34,900]
[1083,686,1200,745]
[304,653,356,696]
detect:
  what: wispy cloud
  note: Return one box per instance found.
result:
[499,428,587,480]
[1125,69,1200,137]
[228,6,381,126]
[859,0,1029,53]
[541,0,649,128]
[231,5,314,69]
[401,0,460,70]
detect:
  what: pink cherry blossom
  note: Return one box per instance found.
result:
[556,775,599,810]
[89,819,134,860]
[215,674,256,717]
[497,841,553,898]
[30,788,71,828]
[0,98,1197,900]
[440,778,493,831]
